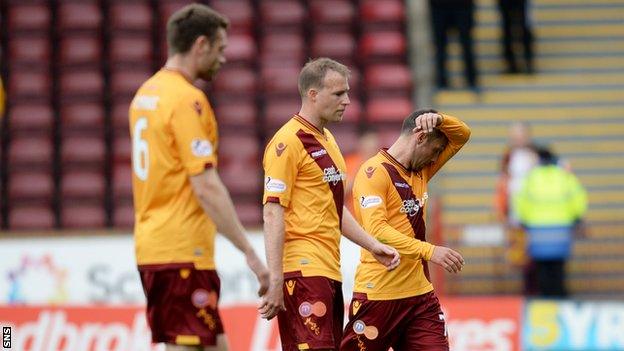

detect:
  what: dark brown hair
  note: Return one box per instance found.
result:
[166,4,229,55]
[298,58,350,97]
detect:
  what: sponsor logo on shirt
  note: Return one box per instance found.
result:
[322,166,346,185]
[311,148,328,158]
[265,177,287,193]
[360,195,382,209]
[275,142,287,156]
[394,182,410,188]
[191,139,213,157]
[399,192,428,217]
[353,320,379,340]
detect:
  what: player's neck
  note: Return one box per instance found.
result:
[387,139,412,171]
[164,55,198,82]
[297,107,326,134]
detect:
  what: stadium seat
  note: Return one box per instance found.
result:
[61,136,106,165]
[309,0,354,25]
[60,102,105,129]
[159,0,195,29]
[263,33,304,56]
[59,70,104,98]
[59,35,101,65]
[366,97,413,122]
[8,136,53,167]
[360,0,405,24]
[9,69,51,99]
[213,97,257,127]
[233,200,262,227]
[109,1,152,30]
[9,36,50,63]
[311,31,356,60]
[113,202,135,229]
[9,103,54,132]
[61,171,106,199]
[261,1,305,26]
[264,98,301,126]
[211,0,253,32]
[110,68,151,96]
[261,66,300,94]
[113,164,133,200]
[109,35,152,63]
[8,171,54,202]
[9,206,55,230]
[330,127,359,155]
[359,31,406,59]
[212,67,257,95]
[223,34,256,63]
[8,4,50,31]
[113,134,131,163]
[218,133,260,195]
[365,64,412,90]
[112,99,132,130]
[57,2,101,30]
[342,98,362,123]
[61,204,106,229]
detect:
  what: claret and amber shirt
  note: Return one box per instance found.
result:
[352,114,470,300]
[263,115,347,282]
[130,69,219,270]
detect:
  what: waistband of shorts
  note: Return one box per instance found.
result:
[138,262,196,271]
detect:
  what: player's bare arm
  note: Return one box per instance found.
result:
[258,202,287,320]
[190,168,270,295]
[430,246,465,273]
[342,208,401,270]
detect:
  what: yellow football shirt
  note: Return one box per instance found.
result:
[130,69,219,270]
[352,114,470,299]
[263,115,347,281]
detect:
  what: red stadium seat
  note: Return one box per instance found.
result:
[233,200,261,227]
[113,134,131,163]
[109,1,153,30]
[264,98,300,126]
[9,103,54,132]
[9,206,55,230]
[8,4,51,31]
[159,0,195,27]
[61,171,106,199]
[8,136,53,167]
[360,0,405,23]
[113,202,135,229]
[61,136,106,165]
[365,64,412,90]
[61,204,106,229]
[211,0,253,31]
[261,66,300,94]
[212,67,257,95]
[330,127,359,155]
[263,33,304,56]
[359,31,406,59]
[343,98,362,123]
[59,70,104,98]
[261,1,305,26]
[61,102,105,129]
[366,97,413,122]
[110,68,151,96]
[218,133,260,194]
[112,99,132,130]
[9,69,51,99]
[9,36,50,63]
[309,0,355,25]
[58,2,101,30]
[214,98,258,127]
[311,31,356,60]
[113,164,133,200]
[110,35,153,63]
[9,171,54,202]
[59,35,101,64]
[224,34,256,63]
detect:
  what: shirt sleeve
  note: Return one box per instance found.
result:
[354,163,435,260]
[263,135,299,208]
[169,92,218,176]
[424,113,471,181]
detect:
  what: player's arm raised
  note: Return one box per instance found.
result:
[189,168,269,295]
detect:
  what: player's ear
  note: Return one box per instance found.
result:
[194,35,210,53]
[307,88,318,101]
[416,131,427,145]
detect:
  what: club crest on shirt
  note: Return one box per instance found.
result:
[365,166,376,178]
[275,142,287,156]
[192,100,202,116]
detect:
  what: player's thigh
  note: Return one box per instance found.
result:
[340,295,402,351]
[203,334,229,351]
[394,293,448,351]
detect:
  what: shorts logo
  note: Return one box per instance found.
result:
[353,320,379,340]
[265,177,287,193]
[286,280,296,296]
[191,289,217,309]
[179,268,191,279]
[365,166,376,178]
[276,142,287,156]
[191,139,213,157]
[352,300,361,315]
[298,301,327,318]
[360,195,382,209]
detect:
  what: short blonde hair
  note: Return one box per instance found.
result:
[298,58,350,98]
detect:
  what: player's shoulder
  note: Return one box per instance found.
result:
[356,154,388,183]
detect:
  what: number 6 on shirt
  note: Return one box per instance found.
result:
[133,117,149,181]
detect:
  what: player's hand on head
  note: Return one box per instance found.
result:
[371,243,401,271]
[245,251,270,296]
[258,281,286,320]
[415,113,443,133]
[430,246,464,273]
